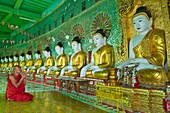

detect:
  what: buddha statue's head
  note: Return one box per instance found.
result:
[132,6,153,35]
[9,55,13,62]
[35,50,41,59]
[20,53,25,61]
[55,42,64,55]
[92,29,107,47]
[26,51,32,60]
[43,47,51,58]
[72,36,82,52]
[5,56,9,62]
[14,54,19,62]
[1,57,4,63]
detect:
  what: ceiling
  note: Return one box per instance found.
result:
[0,0,64,40]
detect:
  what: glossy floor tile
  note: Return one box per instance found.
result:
[0,75,111,113]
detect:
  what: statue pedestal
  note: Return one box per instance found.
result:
[96,85,165,112]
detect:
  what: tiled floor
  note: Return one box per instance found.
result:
[0,75,113,113]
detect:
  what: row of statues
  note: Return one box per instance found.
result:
[0,6,168,88]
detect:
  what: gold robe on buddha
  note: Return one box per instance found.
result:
[0,63,4,69]
[39,56,54,74]
[65,51,86,77]
[8,62,13,69]
[44,56,54,69]
[34,58,43,69]
[29,58,43,73]
[3,62,8,69]
[13,61,19,66]
[134,29,167,87]
[26,59,34,68]
[49,54,68,75]
[86,44,114,79]
[19,60,26,67]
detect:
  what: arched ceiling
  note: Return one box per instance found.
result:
[0,0,65,40]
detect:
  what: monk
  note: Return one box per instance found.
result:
[6,65,33,102]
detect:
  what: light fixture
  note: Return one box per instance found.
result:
[19,17,36,22]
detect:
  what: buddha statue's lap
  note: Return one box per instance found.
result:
[117,6,168,88]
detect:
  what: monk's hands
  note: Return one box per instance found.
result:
[21,72,27,79]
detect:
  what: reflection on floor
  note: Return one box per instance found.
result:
[0,75,114,113]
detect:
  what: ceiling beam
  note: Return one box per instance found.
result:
[0,5,41,20]
[42,0,64,17]
[2,0,23,22]
[14,0,23,9]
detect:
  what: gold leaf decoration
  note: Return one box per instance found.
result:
[117,0,134,15]
[91,12,112,37]
[72,24,84,38]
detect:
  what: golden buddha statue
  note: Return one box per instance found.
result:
[117,6,167,88]
[27,50,43,73]
[23,51,34,71]
[3,56,9,72]
[13,54,19,66]
[81,29,114,80]
[59,36,86,77]
[19,53,26,68]
[36,47,54,82]
[46,42,68,79]
[0,57,5,71]
[7,55,13,72]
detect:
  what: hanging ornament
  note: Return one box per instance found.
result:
[2,20,5,25]
[10,40,13,45]
[8,24,10,28]
[10,25,14,29]
[15,26,18,29]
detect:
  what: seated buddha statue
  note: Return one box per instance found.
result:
[27,50,43,73]
[36,47,54,81]
[0,57,5,71]
[46,42,68,79]
[117,6,167,88]
[13,54,19,66]
[7,55,14,72]
[3,56,9,72]
[23,51,34,71]
[19,53,26,69]
[80,29,114,81]
[59,36,86,77]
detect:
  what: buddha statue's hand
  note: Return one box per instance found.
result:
[130,58,149,64]
[67,66,73,71]
[37,68,41,73]
[90,65,99,70]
